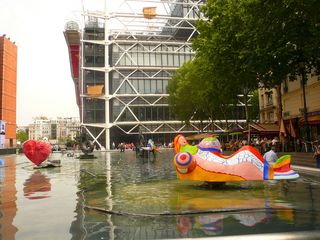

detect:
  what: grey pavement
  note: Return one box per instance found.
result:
[279,152,318,168]
[278,152,320,177]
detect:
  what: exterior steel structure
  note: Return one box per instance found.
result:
[65,0,246,149]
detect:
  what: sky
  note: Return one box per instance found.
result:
[0,0,171,126]
[0,0,83,126]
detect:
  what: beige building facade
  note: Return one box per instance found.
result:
[259,88,279,124]
[282,74,320,141]
[28,117,80,143]
[258,73,320,142]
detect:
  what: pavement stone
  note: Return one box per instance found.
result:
[279,152,317,168]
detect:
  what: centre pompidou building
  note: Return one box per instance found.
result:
[64,0,246,149]
[63,0,201,149]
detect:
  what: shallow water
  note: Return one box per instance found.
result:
[0,150,319,239]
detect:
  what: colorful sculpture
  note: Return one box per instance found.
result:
[23,140,51,166]
[174,134,198,155]
[173,134,299,182]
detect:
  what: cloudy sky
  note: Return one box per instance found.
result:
[0,0,90,126]
[0,0,84,126]
[0,0,171,126]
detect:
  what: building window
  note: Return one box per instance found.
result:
[267,93,273,105]
[267,112,274,122]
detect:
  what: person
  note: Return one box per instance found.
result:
[260,137,268,154]
[241,138,248,147]
[147,139,157,157]
[118,143,125,152]
[263,146,278,165]
[147,139,154,149]
[271,137,278,146]
[313,145,320,168]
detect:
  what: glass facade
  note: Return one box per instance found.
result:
[108,31,199,143]
[64,0,246,149]
[111,44,193,68]
[76,1,204,148]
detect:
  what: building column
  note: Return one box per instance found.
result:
[104,0,110,150]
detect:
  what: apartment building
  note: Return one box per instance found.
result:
[282,74,320,140]
[259,88,279,124]
[258,74,320,141]
[28,117,80,143]
[0,35,17,148]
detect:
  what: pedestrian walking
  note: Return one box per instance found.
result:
[313,145,320,168]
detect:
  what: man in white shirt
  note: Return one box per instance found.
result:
[263,146,278,165]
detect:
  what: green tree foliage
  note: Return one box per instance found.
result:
[167,61,199,122]
[248,90,260,121]
[167,56,238,131]
[16,130,28,144]
[196,0,320,86]
[247,0,320,85]
[168,0,320,129]
[64,134,81,149]
[193,0,261,126]
[167,58,212,131]
[245,0,320,128]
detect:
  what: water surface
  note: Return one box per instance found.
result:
[0,150,319,239]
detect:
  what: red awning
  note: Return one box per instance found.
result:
[248,123,279,133]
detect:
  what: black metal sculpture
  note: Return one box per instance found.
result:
[79,131,95,159]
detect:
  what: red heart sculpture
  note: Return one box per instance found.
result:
[23,140,51,166]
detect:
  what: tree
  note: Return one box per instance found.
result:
[247,0,320,83]
[248,90,260,121]
[169,0,320,137]
[193,0,260,127]
[168,61,197,122]
[194,0,320,132]
[246,0,320,147]
[66,135,77,148]
[167,59,210,131]
[167,55,239,131]
[16,130,28,144]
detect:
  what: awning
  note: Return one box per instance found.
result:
[228,131,243,136]
[186,131,243,140]
[308,115,320,124]
[289,120,296,138]
[186,133,213,141]
[299,115,320,126]
[247,123,279,134]
[279,119,287,137]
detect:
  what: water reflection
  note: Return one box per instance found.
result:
[23,171,51,200]
[175,192,295,237]
[72,150,320,239]
[0,156,18,239]
[0,151,319,239]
